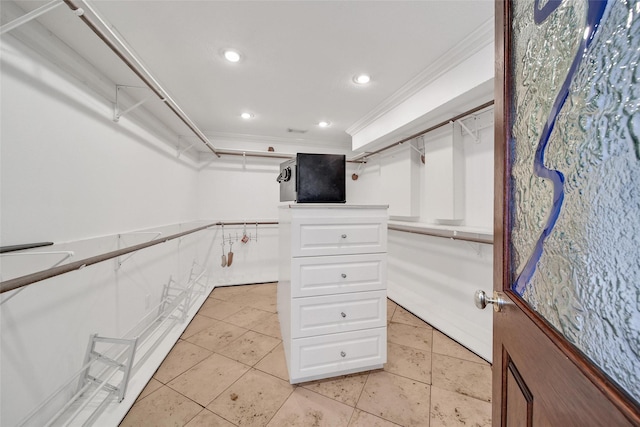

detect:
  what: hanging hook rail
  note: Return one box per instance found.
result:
[61,0,220,157]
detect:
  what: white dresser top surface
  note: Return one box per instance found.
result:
[279,203,389,210]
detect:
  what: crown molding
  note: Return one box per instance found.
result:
[346,17,495,137]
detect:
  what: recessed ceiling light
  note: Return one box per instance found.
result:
[354,74,371,84]
[241,112,253,119]
[224,49,241,63]
[318,121,330,128]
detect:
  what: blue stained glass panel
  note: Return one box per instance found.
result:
[510,0,640,403]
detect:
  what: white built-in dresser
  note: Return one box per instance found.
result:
[277,204,388,384]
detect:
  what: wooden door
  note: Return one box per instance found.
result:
[493,0,640,425]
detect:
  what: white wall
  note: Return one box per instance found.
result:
[420,109,494,229]
[346,73,495,360]
[461,111,494,229]
[196,156,279,287]
[197,156,281,221]
[346,118,494,360]
[0,38,200,246]
[0,33,216,426]
[387,231,493,361]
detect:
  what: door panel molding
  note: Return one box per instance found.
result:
[504,356,533,427]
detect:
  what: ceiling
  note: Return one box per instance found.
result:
[4,0,494,154]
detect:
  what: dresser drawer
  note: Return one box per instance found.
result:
[292,218,387,257]
[291,253,386,298]
[291,290,386,338]
[291,327,386,381]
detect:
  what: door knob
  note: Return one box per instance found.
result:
[474,290,506,312]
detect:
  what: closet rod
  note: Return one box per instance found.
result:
[61,0,220,158]
[215,221,278,226]
[0,221,275,295]
[212,149,365,163]
[388,225,493,245]
[215,150,296,161]
[351,100,494,162]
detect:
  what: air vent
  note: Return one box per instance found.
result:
[287,128,308,134]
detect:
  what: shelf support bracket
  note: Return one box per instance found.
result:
[115,232,162,270]
[457,117,480,144]
[113,85,152,122]
[177,140,196,159]
[1,251,74,304]
[408,140,425,161]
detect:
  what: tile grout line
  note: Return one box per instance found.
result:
[262,382,299,426]
[353,372,371,412]
[199,331,293,426]
[206,366,275,427]
[430,326,435,427]
[125,285,492,426]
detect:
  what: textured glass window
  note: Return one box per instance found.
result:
[510,0,639,402]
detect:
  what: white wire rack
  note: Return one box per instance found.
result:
[17,265,209,427]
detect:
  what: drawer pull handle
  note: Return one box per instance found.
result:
[340,351,346,358]
[341,312,347,318]
[341,234,347,239]
[341,273,347,279]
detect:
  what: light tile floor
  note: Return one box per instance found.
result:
[121,283,492,427]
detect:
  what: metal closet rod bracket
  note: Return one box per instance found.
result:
[176,136,197,159]
[456,117,480,144]
[115,231,162,270]
[405,139,425,162]
[0,250,75,304]
[113,85,152,122]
